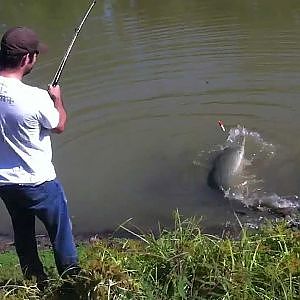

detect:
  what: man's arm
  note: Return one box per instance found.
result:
[47,85,67,134]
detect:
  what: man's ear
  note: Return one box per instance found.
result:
[20,54,28,67]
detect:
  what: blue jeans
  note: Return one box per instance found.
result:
[0,179,78,276]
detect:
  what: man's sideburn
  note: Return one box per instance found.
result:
[23,53,36,75]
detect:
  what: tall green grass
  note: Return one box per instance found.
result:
[0,212,300,299]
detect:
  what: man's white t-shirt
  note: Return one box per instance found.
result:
[0,76,59,185]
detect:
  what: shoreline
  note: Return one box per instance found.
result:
[0,233,99,253]
[0,225,242,254]
[0,213,287,254]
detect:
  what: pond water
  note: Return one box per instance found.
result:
[1,0,300,236]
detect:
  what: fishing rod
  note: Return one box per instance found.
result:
[51,0,97,86]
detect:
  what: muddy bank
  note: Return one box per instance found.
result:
[0,232,107,253]
[0,227,141,253]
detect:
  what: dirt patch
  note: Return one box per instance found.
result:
[0,234,13,252]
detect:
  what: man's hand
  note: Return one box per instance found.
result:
[47,84,67,134]
[48,84,61,101]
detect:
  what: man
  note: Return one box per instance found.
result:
[0,26,79,285]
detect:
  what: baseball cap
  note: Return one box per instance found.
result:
[0,26,48,56]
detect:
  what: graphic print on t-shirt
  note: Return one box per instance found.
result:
[0,83,14,104]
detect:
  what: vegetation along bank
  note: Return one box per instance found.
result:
[0,212,300,299]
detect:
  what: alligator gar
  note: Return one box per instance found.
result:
[207,136,245,191]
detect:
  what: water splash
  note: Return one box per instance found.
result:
[207,125,300,216]
[226,125,275,157]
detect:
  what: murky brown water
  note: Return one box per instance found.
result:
[1,0,300,236]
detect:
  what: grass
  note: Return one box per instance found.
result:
[0,212,300,299]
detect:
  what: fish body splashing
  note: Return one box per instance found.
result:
[207,135,245,191]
